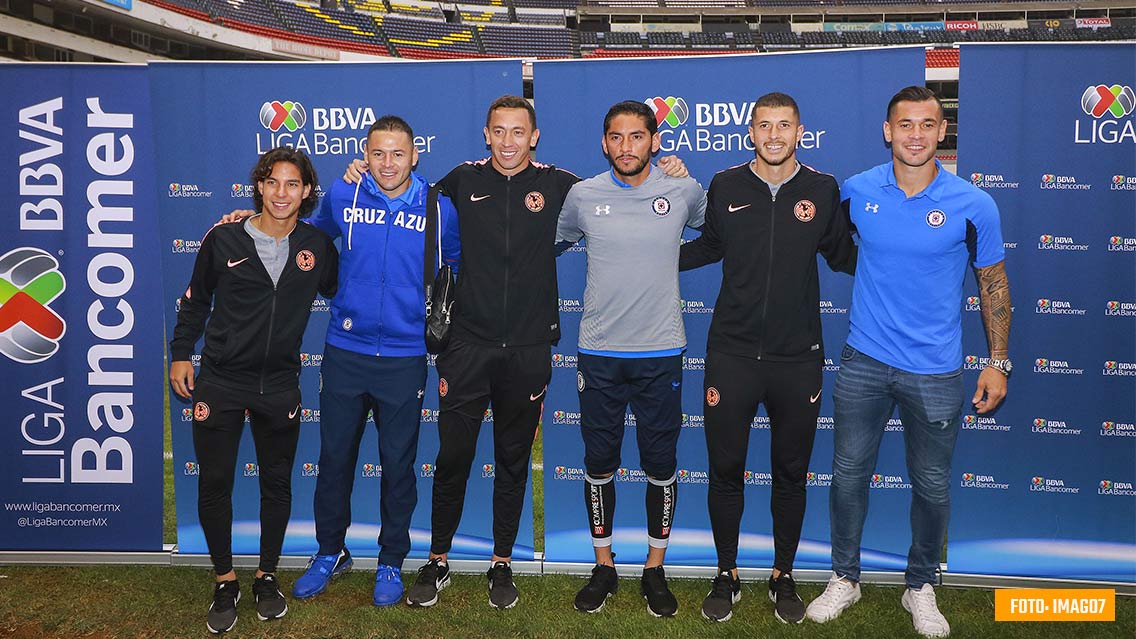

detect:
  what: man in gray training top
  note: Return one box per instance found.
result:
[555,100,706,618]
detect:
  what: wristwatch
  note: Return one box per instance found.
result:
[986,358,1013,377]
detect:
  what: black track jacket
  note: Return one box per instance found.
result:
[170,219,338,393]
[679,162,856,362]
[438,159,579,348]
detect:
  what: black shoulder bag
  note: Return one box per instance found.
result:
[424,185,455,354]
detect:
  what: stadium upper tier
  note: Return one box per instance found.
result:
[142,0,1133,59]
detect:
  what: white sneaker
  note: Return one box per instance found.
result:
[804,573,861,623]
[902,583,951,638]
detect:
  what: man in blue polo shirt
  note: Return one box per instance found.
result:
[806,87,1012,638]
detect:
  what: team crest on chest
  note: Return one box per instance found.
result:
[925,209,947,228]
[525,191,546,212]
[296,249,316,271]
[794,199,816,222]
[652,196,671,217]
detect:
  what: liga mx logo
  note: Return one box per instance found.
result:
[1082,84,1135,119]
[260,100,307,132]
[0,247,67,363]
[645,96,689,128]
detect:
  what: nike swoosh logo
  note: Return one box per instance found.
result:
[227,257,249,268]
[727,203,751,213]
[530,386,547,402]
[809,390,822,404]
[470,194,491,202]
[288,404,301,419]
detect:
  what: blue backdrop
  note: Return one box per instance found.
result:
[148,60,534,560]
[0,64,164,551]
[951,43,1136,582]
[533,48,926,568]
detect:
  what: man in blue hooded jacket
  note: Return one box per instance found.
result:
[291,115,460,606]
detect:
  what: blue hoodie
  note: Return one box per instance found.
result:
[310,171,460,357]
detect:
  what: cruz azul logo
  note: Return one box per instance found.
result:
[959,472,1009,489]
[1030,476,1080,494]
[1101,421,1136,437]
[645,94,824,153]
[1098,479,1136,496]
[0,247,67,363]
[256,99,437,156]
[970,172,1019,189]
[1075,84,1135,144]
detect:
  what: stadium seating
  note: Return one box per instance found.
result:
[479,24,577,57]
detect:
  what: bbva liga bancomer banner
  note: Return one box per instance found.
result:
[148,61,533,560]
[951,43,1135,582]
[533,47,928,568]
[0,64,164,551]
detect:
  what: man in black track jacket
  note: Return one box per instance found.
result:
[679,92,855,625]
[169,147,337,633]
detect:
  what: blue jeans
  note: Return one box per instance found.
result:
[829,345,962,588]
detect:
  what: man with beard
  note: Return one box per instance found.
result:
[556,100,706,618]
[679,92,856,624]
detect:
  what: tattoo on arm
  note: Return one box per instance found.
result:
[975,261,1011,358]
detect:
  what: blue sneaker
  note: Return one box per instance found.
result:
[292,549,352,599]
[373,564,403,607]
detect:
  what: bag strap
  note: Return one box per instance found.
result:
[424,184,440,291]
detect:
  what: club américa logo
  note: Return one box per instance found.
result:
[645,96,690,128]
[1082,85,1135,119]
[260,100,307,132]
[0,248,67,364]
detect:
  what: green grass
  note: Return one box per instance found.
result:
[69,391,1125,639]
[0,565,1131,638]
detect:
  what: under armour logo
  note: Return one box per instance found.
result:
[865,202,880,213]
[595,205,611,216]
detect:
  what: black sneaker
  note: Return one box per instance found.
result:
[574,564,619,613]
[702,570,742,622]
[769,572,806,624]
[206,580,240,634]
[640,566,678,617]
[487,561,518,609]
[253,573,288,621]
[406,558,451,607]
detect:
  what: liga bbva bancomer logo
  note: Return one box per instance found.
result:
[646,96,690,128]
[260,100,307,132]
[1076,84,1135,144]
[0,247,67,363]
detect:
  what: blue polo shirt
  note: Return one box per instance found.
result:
[843,160,1004,374]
